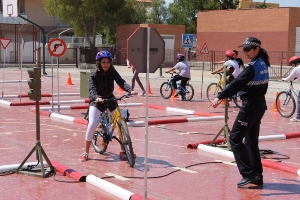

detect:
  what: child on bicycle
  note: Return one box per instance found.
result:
[80,50,138,162]
[282,56,300,122]
[165,53,191,97]
[212,50,241,78]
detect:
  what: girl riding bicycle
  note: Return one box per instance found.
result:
[79,50,137,162]
[165,53,191,97]
[282,56,300,122]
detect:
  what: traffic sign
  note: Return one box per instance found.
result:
[200,43,209,54]
[182,34,193,48]
[127,27,165,73]
[48,38,67,57]
[0,38,11,49]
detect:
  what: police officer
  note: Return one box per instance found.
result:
[211,37,270,187]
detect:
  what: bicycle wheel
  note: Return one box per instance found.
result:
[160,82,172,99]
[92,122,108,154]
[183,84,194,101]
[276,91,296,118]
[118,119,135,167]
[232,95,242,108]
[207,83,222,103]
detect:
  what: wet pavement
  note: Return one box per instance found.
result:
[0,66,300,200]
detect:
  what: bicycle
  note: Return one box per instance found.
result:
[276,81,299,118]
[160,71,194,101]
[88,94,135,167]
[207,72,242,108]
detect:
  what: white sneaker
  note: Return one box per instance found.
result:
[290,117,300,122]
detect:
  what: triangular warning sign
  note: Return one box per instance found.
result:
[200,43,209,54]
[184,36,192,45]
[0,38,11,49]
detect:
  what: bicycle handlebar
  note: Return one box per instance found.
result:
[91,94,132,104]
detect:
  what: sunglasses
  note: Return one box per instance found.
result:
[243,47,253,52]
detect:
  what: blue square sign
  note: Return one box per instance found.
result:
[182,34,193,48]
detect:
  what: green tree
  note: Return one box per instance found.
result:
[43,0,146,54]
[217,0,239,10]
[256,0,267,8]
[148,0,168,24]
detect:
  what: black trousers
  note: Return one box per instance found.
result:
[229,99,267,178]
[171,75,189,89]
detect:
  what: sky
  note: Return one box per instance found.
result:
[164,0,300,7]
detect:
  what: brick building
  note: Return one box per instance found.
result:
[116,24,185,66]
[197,7,300,54]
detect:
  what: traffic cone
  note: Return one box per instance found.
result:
[171,89,178,98]
[117,86,125,92]
[66,72,74,85]
[148,80,153,94]
[271,92,279,112]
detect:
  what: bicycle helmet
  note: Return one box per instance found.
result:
[288,56,300,65]
[225,50,234,58]
[176,53,185,61]
[95,50,112,61]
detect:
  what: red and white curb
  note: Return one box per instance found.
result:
[0,161,47,173]
[39,103,143,110]
[1,92,79,99]
[143,103,218,117]
[197,144,300,176]
[30,108,224,127]
[51,160,150,199]
[187,132,300,149]
[127,116,224,127]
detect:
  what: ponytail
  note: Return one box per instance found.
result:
[259,48,270,67]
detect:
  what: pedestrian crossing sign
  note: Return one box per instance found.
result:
[200,43,209,54]
[182,34,193,48]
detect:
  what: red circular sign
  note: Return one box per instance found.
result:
[48,38,67,57]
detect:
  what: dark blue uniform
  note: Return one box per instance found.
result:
[217,57,269,179]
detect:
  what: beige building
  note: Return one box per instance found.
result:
[239,0,279,9]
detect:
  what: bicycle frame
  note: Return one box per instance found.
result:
[101,106,125,143]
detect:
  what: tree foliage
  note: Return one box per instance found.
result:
[43,0,147,48]
[148,0,168,24]
[256,0,268,8]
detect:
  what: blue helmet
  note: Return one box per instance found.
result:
[95,50,112,61]
[176,53,185,61]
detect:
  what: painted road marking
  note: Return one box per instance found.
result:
[105,173,129,181]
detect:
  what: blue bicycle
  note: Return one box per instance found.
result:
[160,72,194,101]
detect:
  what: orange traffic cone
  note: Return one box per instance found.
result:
[271,92,279,112]
[117,86,125,92]
[148,80,153,94]
[66,72,74,85]
[171,89,178,98]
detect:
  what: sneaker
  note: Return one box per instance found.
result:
[79,152,88,162]
[174,89,180,97]
[290,117,300,122]
[141,90,146,96]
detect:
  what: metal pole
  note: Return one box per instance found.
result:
[57,57,60,113]
[2,49,6,99]
[18,15,47,75]
[200,54,204,101]
[51,56,54,112]
[144,27,150,200]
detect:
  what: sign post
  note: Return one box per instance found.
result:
[0,38,11,99]
[127,27,165,199]
[199,43,209,101]
[48,38,67,113]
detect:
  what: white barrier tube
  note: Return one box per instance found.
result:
[0,100,12,106]
[51,100,87,104]
[86,174,134,200]
[127,121,145,127]
[187,116,224,122]
[166,107,194,114]
[198,144,234,159]
[50,113,74,122]
[258,135,286,141]
[0,161,47,173]
[40,106,71,110]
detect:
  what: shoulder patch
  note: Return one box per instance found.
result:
[248,59,258,66]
